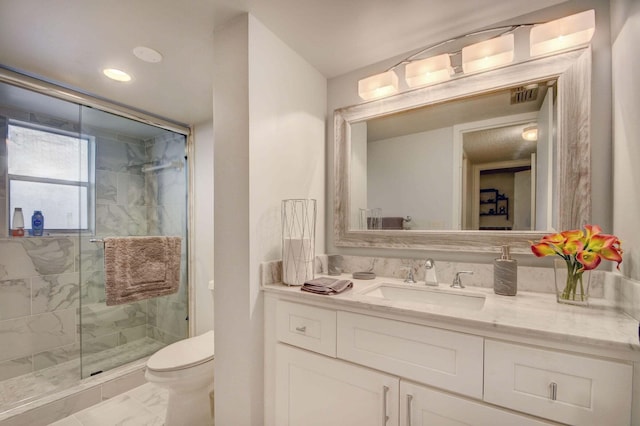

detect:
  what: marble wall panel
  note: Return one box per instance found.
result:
[81,334,119,358]
[95,138,146,174]
[126,206,148,236]
[21,238,75,276]
[95,205,128,237]
[80,270,105,305]
[95,171,117,205]
[126,174,145,206]
[118,324,147,345]
[33,343,80,372]
[32,273,80,314]
[0,356,32,381]
[0,308,76,363]
[0,240,39,280]
[77,238,104,273]
[0,279,30,320]
[146,325,181,346]
[80,302,147,340]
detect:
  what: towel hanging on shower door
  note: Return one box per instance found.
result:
[103,236,182,306]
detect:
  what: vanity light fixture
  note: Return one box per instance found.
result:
[530,10,595,57]
[522,125,538,141]
[356,10,595,101]
[405,53,452,88]
[357,70,399,100]
[103,68,132,82]
[461,34,514,74]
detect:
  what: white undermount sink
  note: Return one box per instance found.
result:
[359,283,486,310]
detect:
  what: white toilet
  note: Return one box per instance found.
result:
[145,330,215,426]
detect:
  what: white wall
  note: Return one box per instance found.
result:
[193,121,214,335]
[213,14,326,425]
[611,0,640,280]
[367,127,453,229]
[326,0,612,264]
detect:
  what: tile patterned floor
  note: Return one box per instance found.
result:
[49,383,168,426]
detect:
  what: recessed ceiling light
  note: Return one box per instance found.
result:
[133,46,163,63]
[103,68,132,82]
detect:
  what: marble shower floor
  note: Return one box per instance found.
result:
[49,382,169,426]
[0,337,164,414]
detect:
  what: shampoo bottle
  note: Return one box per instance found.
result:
[494,245,517,296]
[32,210,44,236]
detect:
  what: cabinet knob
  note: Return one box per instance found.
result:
[549,382,558,401]
[295,326,307,333]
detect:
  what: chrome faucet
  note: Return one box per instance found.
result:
[451,271,473,289]
[424,258,438,286]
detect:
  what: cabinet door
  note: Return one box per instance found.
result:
[400,381,553,426]
[276,344,399,426]
[484,340,632,425]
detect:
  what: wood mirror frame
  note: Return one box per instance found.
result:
[334,47,591,253]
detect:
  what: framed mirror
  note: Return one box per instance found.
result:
[334,47,591,253]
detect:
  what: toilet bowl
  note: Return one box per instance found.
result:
[145,330,215,426]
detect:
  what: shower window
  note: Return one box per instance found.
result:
[7,121,94,232]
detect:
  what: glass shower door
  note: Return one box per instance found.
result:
[78,106,189,378]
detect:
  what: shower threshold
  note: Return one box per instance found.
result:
[0,337,164,422]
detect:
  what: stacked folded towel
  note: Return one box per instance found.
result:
[301,277,353,295]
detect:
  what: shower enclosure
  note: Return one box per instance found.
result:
[0,73,190,414]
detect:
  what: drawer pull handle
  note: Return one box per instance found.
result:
[295,326,307,333]
[406,394,413,425]
[382,385,389,424]
[550,382,558,401]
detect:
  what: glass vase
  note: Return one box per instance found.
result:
[554,258,591,306]
[282,199,316,286]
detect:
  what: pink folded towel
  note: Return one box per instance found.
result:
[104,236,182,306]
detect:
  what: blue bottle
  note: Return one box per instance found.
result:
[32,210,44,236]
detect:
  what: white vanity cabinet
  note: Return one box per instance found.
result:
[265,293,635,426]
[275,344,399,426]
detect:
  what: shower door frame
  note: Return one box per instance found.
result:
[0,66,196,338]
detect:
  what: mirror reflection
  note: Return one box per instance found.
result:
[349,79,557,232]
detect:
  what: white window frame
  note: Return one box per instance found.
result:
[7,120,95,234]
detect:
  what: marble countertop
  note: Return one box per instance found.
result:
[263,275,640,356]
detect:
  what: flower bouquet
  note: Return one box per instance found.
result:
[531,225,622,305]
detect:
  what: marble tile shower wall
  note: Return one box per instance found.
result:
[0,237,79,381]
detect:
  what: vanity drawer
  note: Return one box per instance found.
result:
[484,340,632,426]
[337,311,484,399]
[276,300,337,357]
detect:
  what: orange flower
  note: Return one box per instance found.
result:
[530,225,622,271]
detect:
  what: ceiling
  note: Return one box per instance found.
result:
[366,82,552,164]
[0,0,568,126]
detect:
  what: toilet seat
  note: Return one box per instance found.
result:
[147,330,215,372]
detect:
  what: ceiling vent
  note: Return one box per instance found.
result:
[510,84,539,104]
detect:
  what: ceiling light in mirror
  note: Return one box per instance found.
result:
[103,68,132,82]
[461,34,514,74]
[530,10,595,57]
[521,125,538,141]
[405,53,452,88]
[358,70,398,100]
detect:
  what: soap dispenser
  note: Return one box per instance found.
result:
[494,245,517,296]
